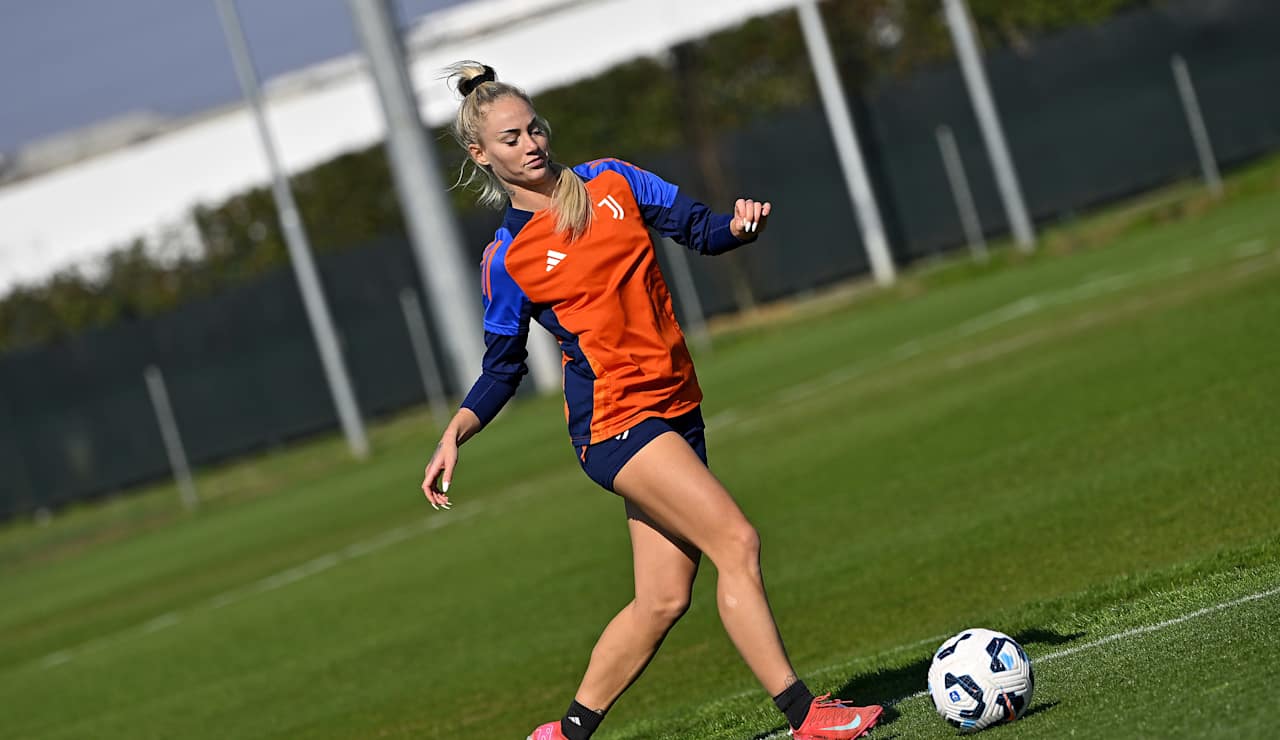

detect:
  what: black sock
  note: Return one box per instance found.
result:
[561,700,605,740]
[773,680,816,730]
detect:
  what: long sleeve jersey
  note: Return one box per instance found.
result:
[460,158,750,446]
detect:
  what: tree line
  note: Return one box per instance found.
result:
[0,0,1156,353]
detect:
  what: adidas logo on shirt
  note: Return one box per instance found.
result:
[545,249,567,271]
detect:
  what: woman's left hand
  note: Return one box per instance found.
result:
[730,198,772,240]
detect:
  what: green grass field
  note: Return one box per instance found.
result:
[3,159,1279,740]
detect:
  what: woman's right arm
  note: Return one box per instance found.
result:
[421,330,530,509]
[422,234,533,508]
[421,407,481,510]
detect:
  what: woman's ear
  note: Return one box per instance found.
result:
[468,143,488,167]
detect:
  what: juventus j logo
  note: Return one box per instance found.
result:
[597,194,624,220]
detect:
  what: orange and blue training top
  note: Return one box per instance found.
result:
[459,158,752,446]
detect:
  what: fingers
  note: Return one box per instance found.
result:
[421,445,456,511]
[421,465,447,510]
[441,454,457,502]
[737,198,755,233]
[736,198,771,234]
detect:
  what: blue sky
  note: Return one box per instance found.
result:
[0,0,468,153]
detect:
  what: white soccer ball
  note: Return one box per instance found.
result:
[927,628,1034,733]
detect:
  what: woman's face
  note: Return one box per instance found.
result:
[470,95,552,191]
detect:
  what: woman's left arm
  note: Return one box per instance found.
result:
[653,191,773,256]
[577,158,771,255]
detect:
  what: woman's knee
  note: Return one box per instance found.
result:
[711,520,761,575]
[635,590,693,629]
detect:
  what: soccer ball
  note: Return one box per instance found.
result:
[927,628,1034,733]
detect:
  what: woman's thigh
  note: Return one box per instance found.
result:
[627,500,701,603]
[613,432,753,564]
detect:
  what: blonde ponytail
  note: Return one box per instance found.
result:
[444,60,592,241]
[551,163,592,241]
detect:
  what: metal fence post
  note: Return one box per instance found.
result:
[399,289,452,430]
[936,124,988,262]
[143,365,199,510]
[1171,54,1223,198]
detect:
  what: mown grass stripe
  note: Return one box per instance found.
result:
[757,582,1280,738]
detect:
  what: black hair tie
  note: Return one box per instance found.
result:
[460,66,496,97]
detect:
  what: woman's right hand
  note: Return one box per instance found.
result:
[420,409,481,511]
[422,433,458,510]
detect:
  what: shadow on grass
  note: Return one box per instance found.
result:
[748,627,1081,737]
[1020,700,1059,721]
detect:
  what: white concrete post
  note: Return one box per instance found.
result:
[217,0,369,459]
[797,0,897,285]
[347,0,491,393]
[942,0,1036,251]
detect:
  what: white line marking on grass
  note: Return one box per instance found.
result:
[953,296,1041,338]
[140,612,181,634]
[708,410,740,427]
[718,245,1275,435]
[1232,239,1268,258]
[736,252,1219,414]
[31,505,487,671]
[898,585,1280,705]
[889,340,923,361]
[1230,257,1274,278]
[1032,583,1280,665]
[755,583,1280,738]
[755,252,1213,416]
[37,651,71,669]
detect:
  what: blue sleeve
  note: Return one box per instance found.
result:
[460,238,530,426]
[460,332,528,427]
[651,192,746,255]
[573,158,749,255]
[479,237,527,335]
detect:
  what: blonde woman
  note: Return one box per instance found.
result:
[421,62,882,740]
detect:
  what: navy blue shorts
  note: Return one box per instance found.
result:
[576,407,708,493]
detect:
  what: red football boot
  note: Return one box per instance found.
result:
[790,693,882,739]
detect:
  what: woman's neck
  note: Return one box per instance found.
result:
[509,190,551,212]
[506,168,558,212]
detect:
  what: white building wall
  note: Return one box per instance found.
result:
[0,0,802,293]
